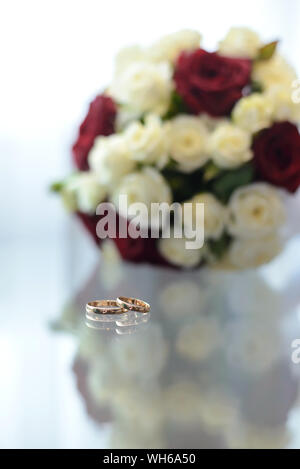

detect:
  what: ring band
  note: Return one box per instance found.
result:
[116,296,150,314]
[86,300,127,319]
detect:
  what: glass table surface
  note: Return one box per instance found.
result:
[1,231,300,449]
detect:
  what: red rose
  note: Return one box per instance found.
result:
[174,49,251,117]
[253,122,300,193]
[72,94,116,171]
[112,215,170,266]
[76,211,171,267]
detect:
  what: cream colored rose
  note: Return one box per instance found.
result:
[218,27,262,59]
[115,107,142,132]
[266,85,300,123]
[252,54,297,90]
[61,172,107,214]
[88,135,135,188]
[183,193,225,240]
[176,317,222,361]
[124,114,168,167]
[226,183,285,238]
[114,45,146,74]
[158,233,204,268]
[111,167,172,223]
[166,115,209,172]
[228,234,283,269]
[148,29,201,63]
[109,61,173,115]
[232,93,273,133]
[209,122,253,169]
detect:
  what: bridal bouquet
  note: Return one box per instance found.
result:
[52,28,300,269]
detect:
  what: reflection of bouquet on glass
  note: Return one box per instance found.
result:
[54,264,300,449]
[52,28,300,269]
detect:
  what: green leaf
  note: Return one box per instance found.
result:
[50,181,64,192]
[211,163,255,203]
[208,232,232,260]
[164,158,179,171]
[203,161,221,181]
[250,80,264,93]
[257,40,279,61]
[162,165,209,202]
[163,91,187,120]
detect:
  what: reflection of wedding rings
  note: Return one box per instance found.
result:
[116,296,150,314]
[85,311,150,334]
[116,311,150,327]
[85,300,127,322]
[85,320,117,331]
[85,298,150,334]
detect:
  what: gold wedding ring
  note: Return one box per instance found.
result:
[116,296,150,314]
[86,300,127,321]
[85,298,150,323]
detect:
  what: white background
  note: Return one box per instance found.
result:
[0,0,300,242]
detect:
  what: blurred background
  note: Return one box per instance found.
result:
[1,0,300,449]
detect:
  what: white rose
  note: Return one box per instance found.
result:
[61,172,106,214]
[252,54,297,90]
[209,122,253,169]
[176,317,222,361]
[115,107,142,132]
[158,233,204,268]
[266,85,300,123]
[183,193,225,240]
[226,183,285,238]
[148,29,201,63]
[111,167,172,225]
[166,115,209,172]
[218,27,262,59]
[228,234,283,269]
[109,61,173,115]
[124,114,168,167]
[232,93,273,133]
[88,135,135,189]
[114,45,146,74]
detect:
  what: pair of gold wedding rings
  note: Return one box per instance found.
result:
[85,296,150,321]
